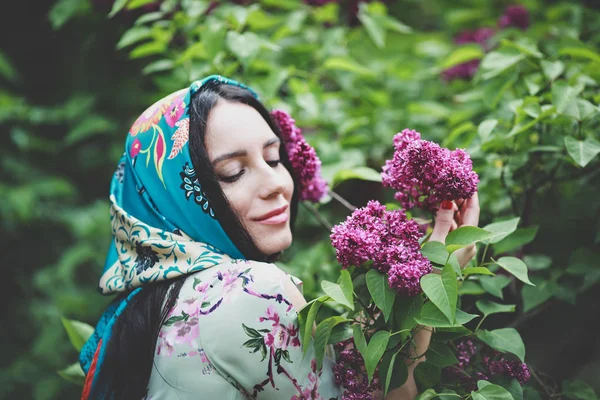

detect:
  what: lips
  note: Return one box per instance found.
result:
[253,205,288,222]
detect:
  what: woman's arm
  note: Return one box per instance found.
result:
[385,194,480,400]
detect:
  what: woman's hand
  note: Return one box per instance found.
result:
[429,193,480,268]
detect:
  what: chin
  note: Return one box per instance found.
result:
[255,226,293,256]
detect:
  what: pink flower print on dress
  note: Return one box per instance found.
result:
[175,297,200,317]
[292,359,322,400]
[265,325,291,350]
[259,305,280,326]
[260,307,300,351]
[156,330,175,357]
[218,266,244,302]
[167,316,200,348]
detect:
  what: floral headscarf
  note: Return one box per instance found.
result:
[79,75,261,398]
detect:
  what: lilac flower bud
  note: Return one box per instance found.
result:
[499,5,530,30]
[271,109,328,202]
[382,131,479,213]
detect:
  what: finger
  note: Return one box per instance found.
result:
[461,192,480,227]
[450,220,458,232]
[455,244,477,268]
[430,200,456,243]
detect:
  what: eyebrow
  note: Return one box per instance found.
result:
[211,137,281,166]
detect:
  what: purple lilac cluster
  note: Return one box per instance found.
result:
[498,5,530,30]
[381,129,479,213]
[442,27,495,81]
[330,200,432,296]
[445,339,531,391]
[271,109,328,202]
[443,5,530,81]
[332,340,380,400]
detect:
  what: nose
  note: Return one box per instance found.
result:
[258,162,287,199]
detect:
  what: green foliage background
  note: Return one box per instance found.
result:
[1,0,599,398]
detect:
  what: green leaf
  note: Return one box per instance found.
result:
[479,275,512,299]
[314,316,347,369]
[478,48,526,80]
[523,254,552,271]
[61,318,94,352]
[440,45,485,69]
[416,388,439,400]
[323,56,377,77]
[109,0,128,17]
[366,269,396,322]
[57,362,85,386]
[478,119,498,141]
[380,351,408,395]
[462,267,494,278]
[339,270,354,306]
[564,137,600,168]
[357,4,386,48]
[420,265,457,323]
[353,325,368,356]
[421,241,449,265]
[302,297,325,351]
[493,226,538,254]
[476,300,516,317]
[552,81,584,115]
[365,330,391,383]
[506,378,524,400]
[472,381,514,400]
[414,362,442,392]
[477,328,526,362]
[117,27,152,49]
[142,59,175,75]
[332,167,382,187]
[328,323,353,344]
[495,257,534,286]
[321,280,353,310]
[541,60,564,81]
[415,301,478,328]
[426,341,459,367]
[559,47,600,64]
[226,31,263,64]
[459,281,486,296]
[521,280,553,312]
[562,379,599,400]
[393,295,423,333]
[48,0,88,30]
[445,226,494,253]
[0,51,17,82]
[482,217,520,244]
[65,115,113,145]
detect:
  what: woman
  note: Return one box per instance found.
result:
[79,75,479,399]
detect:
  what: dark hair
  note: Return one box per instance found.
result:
[90,82,300,399]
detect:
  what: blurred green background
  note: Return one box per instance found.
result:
[1,0,599,398]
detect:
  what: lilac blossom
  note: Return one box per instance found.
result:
[381,129,479,213]
[444,338,531,390]
[442,27,495,81]
[330,200,432,295]
[332,340,380,400]
[498,5,530,30]
[271,109,328,202]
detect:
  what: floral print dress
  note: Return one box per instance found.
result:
[145,260,341,399]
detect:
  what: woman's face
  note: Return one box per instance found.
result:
[205,99,294,256]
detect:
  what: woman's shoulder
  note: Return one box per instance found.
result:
[175,260,303,308]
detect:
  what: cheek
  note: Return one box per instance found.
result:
[220,185,249,218]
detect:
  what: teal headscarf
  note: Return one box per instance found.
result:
[80,75,261,397]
